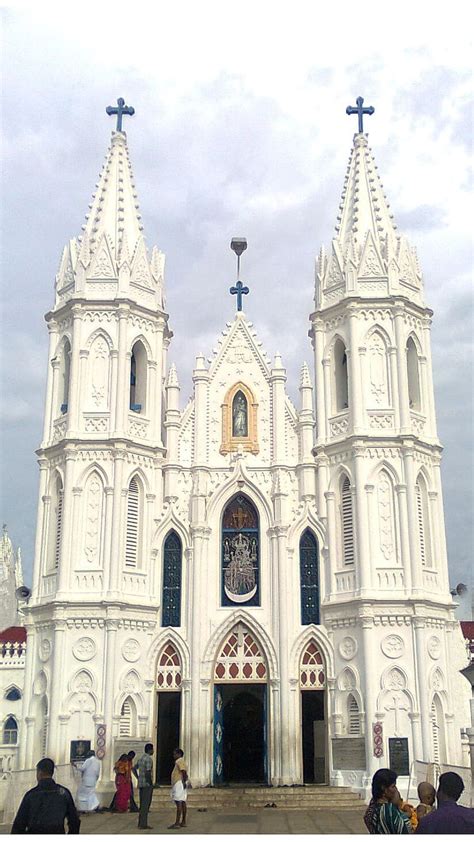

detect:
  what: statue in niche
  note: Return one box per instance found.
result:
[232,391,248,437]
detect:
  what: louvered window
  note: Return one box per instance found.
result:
[125,478,140,568]
[348,694,360,735]
[300,530,320,625]
[54,487,63,570]
[162,532,182,627]
[120,699,132,737]
[431,700,439,764]
[341,476,354,565]
[416,484,426,566]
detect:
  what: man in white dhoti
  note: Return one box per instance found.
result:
[77,750,101,813]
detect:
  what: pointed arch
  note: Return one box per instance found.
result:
[221,381,259,455]
[4,686,21,702]
[214,623,267,682]
[406,335,421,411]
[86,331,112,410]
[56,336,71,415]
[85,327,114,352]
[125,474,144,569]
[119,695,137,738]
[299,640,326,689]
[340,473,355,565]
[162,530,182,627]
[203,611,278,681]
[347,694,361,735]
[332,336,349,412]
[299,529,320,625]
[430,693,447,765]
[290,626,335,682]
[374,467,400,566]
[130,339,149,414]
[3,715,18,745]
[147,628,191,680]
[207,466,273,528]
[156,642,182,690]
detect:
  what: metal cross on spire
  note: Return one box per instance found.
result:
[346,96,374,133]
[229,238,249,312]
[106,97,135,132]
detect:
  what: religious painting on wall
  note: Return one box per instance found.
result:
[221,495,259,607]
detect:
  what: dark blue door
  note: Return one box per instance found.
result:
[213,686,224,785]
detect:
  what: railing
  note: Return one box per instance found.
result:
[334,569,356,593]
[329,412,349,438]
[0,642,26,667]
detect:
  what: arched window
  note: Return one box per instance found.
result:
[416,474,432,567]
[406,337,421,411]
[125,477,141,568]
[162,531,182,627]
[376,470,399,565]
[157,644,182,689]
[82,472,105,568]
[299,641,325,689]
[214,624,267,682]
[347,694,360,735]
[221,495,259,607]
[299,530,320,625]
[119,696,137,738]
[341,475,354,565]
[58,339,71,414]
[130,341,147,413]
[367,331,390,407]
[334,338,349,412]
[232,390,248,437]
[5,687,21,702]
[3,716,18,745]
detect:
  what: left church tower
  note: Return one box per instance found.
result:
[20,112,171,769]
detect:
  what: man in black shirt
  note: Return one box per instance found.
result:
[11,757,80,834]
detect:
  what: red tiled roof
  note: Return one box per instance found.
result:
[461,621,474,639]
[0,626,26,643]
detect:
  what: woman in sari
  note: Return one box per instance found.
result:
[364,768,413,834]
[113,754,130,813]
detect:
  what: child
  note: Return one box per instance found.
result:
[416,781,436,822]
[168,748,188,829]
[393,786,417,831]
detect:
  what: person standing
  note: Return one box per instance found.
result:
[135,743,154,830]
[127,750,139,813]
[77,749,101,813]
[168,748,188,829]
[364,768,413,834]
[416,772,474,834]
[11,757,80,834]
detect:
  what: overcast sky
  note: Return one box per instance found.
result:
[1,2,472,591]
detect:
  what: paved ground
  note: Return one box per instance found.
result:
[1,805,368,835]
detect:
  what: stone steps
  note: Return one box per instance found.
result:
[149,785,364,811]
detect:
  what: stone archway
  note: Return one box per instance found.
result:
[155,643,182,784]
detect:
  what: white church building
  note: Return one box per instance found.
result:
[19,99,470,792]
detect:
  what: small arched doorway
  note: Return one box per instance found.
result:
[156,643,182,784]
[300,640,327,783]
[213,623,268,785]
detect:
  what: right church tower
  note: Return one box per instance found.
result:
[309,106,469,786]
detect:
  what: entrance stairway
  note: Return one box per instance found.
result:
[151,785,365,811]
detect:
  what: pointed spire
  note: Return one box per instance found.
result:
[335,133,397,253]
[166,362,180,388]
[83,131,144,263]
[299,361,312,389]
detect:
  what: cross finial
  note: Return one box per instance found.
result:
[346,96,374,134]
[106,97,135,132]
[229,238,249,312]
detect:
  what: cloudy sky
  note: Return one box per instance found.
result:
[1,2,472,590]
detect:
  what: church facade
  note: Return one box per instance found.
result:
[19,106,470,792]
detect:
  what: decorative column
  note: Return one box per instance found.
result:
[315,453,329,519]
[395,484,412,593]
[394,307,410,434]
[360,608,379,778]
[151,321,165,446]
[388,346,400,430]
[421,316,437,439]
[324,491,337,597]
[275,525,293,784]
[109,349,118,432]
[189,525,210,785]
[297,362,316,500]
[43,323,59,443]
[322,358,332,440]
[270,353,287,464]
[108,448,126,597]
[353,445,371,593]
[32,459,50,600]
[103,619,119,780]
[311,317,327,446]
[413,618,431,760]
[348,307,363,433]
[67,308,83,435]
[114,307,130,435]
[431,455,449,591]
[192,354,209,467]
[164,364,181,502]
[47,619,67,762]
[57,449,76,596]
[402,444,423,593]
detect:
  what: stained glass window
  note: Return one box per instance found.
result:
[162,531,182,627]
[300,530,319,625]
[222,495,259,607]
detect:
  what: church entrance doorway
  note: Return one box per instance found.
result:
[155,643,182,785]
[212,623,268,786]
[214,684,266,784]
[299,640,327,784]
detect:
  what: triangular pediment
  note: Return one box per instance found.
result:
[57,240,77,290]
[325,241,345,287]
[130,236,153,288]
[208,315,271,380]
[358,231,386,278]
[397,237,419,287]
[87,233,117,280]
